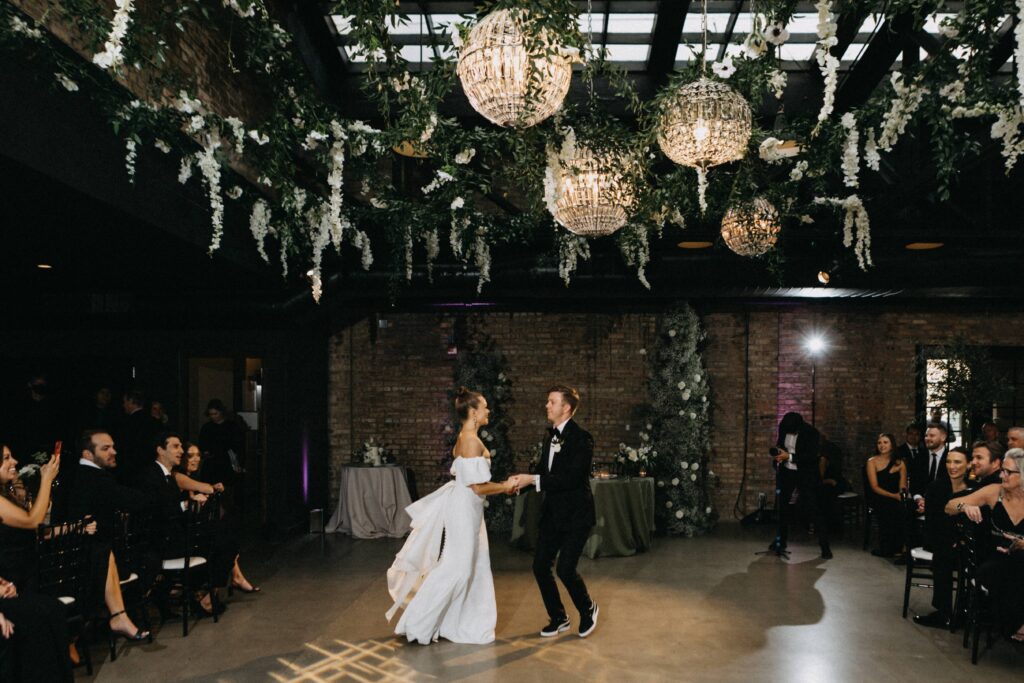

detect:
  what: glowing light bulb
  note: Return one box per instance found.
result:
[693,118,709,142]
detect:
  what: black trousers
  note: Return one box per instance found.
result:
[776,468,829,547]
[979,554,1024,636]
[0,594,73,682]
[931,549,956,617]
[533,522,592,620]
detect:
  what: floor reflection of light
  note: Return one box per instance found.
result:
[270,638,423,682]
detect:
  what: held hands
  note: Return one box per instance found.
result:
[188,491,209,505]
[773,449,790,465]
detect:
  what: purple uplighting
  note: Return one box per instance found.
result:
[301,427,310,504]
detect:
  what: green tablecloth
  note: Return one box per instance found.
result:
[510,477,656,559]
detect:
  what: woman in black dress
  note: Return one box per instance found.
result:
[946,448,1024,641]
[866,433,907,558]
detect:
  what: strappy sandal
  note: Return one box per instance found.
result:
[109,610,150,641]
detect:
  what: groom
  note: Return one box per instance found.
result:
[510,385,599,638]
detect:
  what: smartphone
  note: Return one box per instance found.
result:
[54,440,62,457]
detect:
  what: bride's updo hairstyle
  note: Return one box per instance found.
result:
[454,386,483,422]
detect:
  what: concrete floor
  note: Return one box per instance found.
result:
[84,524,1021,682]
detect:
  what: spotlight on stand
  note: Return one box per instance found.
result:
[805,334,827,356]
[803,333,828,426]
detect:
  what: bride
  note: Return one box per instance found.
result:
[386,387,514,644]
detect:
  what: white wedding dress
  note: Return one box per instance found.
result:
[386,456,497,644]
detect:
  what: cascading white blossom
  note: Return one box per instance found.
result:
[840,112,859,188]
[404,228,414,281]
[990,106,1024,172]
[789,159,808,182]
[1016,0,1024,106]
[195,139,224,256]
[308,203,332,303]
[249,199,272,263]
[419,112,438,143]
[248,130,269,145]
[278,228,291,279]
[224,116,246,153]
[92,0,135,70]
[696,167,708,214]
[177,156,193,184]
[768,69,787,100]
[187,114,206,133]
[326,121,347,245]
[454,148,476,164]
[226,186,242,199]
[450,214,470,258]
[863,128,880,171]
[812,0,839,130]
[422,169,454,194]
[814,195,872,270]
[619,228,651,289]
[302,130,327,150]
[758,137,799,163]
[352,229,373,270]
[10,15,43,39]
[425,229,440,282]
[154,139,171,153]
[877,73,928,151]
[124,138,137,182]
[472,228,491,293]
[558,235,591,286]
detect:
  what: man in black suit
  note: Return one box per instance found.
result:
[65,430,149,639]
[896,424,927,467]
[115,390,161,487]
[510,385,599,639]
[969,440,1005,489]
[770,412,832,559]
[911,423,950,511]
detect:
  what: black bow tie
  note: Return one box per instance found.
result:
[547,427,560,439]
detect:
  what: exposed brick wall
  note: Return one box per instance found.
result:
[328,307,1024,522]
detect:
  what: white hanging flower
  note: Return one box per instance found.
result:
[937,15,959,40]
[690,473,697,481]
[840,112,860,188]
[55,73,79,92]
[450,197,465,210]
[123,138,137,182]
[249,199,272,263]
[224,116,245,154]
[679,410,686,416]
[689,411,697,419]
[743,32,768,58]
[226,185,243,200]
[657,480,665,487]
[177,156,193,184]
[682,390,691,400]
[223,0,256,18]
[10,16,43,39]
[425,228,440,281]
[92,0,135,71]
[939,80,965,103]
[711,56,736,79]
[187,114,206,133]
[390,73,412,92]
[1015,0,1024,108]
[990,106,1024,172]
[799,214,814,224]
[767,69,787,100]
[353,229,374,270]
[812,0,840,129]
[558,235,591,286]
[670,208,686,228]
[638,348,647,355]
[814,195,872,270]
[706,506,713,514]
[665,501,674,509]
[419,112,438,143]
[154,139,171,154]
[765,22,789,46]
[877,72,928,151]
[196,139,225,255]
[680,461,689,469]
[370,198,388,209]
[472,228,491,293]
[302,130,328,151]
[863,128,880,171]
[693,373,701,382]
[675,510,685,519]
[326,134,346,246]
[174,91,202,114]
[248,130,269,145]
[671,477,680,486]
[454,148,476,164]
[422,170,454,194]
[696,167,708,214]
[691,462,700,471]
[668,329,677,337]
[789,160,808,182]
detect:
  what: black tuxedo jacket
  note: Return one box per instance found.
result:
[775,424,821,482]
[536,419,596,531]
[137,461,187,553]
[65,463,148,542]
[896,443,926,466]
[910,448,949,497]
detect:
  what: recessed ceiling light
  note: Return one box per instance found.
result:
[678,241,713,249]
[817,271,830,284]
[36,263,53,270]
[905,242,944,250]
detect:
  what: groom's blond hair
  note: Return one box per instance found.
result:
[548,385,580,415]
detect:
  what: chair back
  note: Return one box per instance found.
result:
[112,510,148,578]
[185,493,221,560]
[35,519,89,602]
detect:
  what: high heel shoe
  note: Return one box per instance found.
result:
[229,579,261,596]
[108,610,150,642]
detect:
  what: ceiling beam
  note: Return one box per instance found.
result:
[834,13,914,114]
[990,16,1019,73]
[647,0,690,84]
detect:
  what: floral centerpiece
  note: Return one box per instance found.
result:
[616,427,656,477]
[351,438,394,467]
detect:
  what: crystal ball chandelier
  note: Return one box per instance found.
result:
[456,9,573,128]
[656,77,752,169]
[548,144,636,238]
[720,197,781,256]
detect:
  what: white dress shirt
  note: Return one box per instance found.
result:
[79,457,101,470]
[783,433,798,471]
[534,418,570,491]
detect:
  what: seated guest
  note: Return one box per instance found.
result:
[914,447,971,628]
[65,430,150,642]
[866,433,907,559]
[945,448,1024,642]
[969,440,1005,489]
[140,432,237,615]
[981,421,1005,447]
[177,444,259,594]
[0,576,72,682]
[1009,426,1024,451]
[0,445,60,587]
[896,424,926,466]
